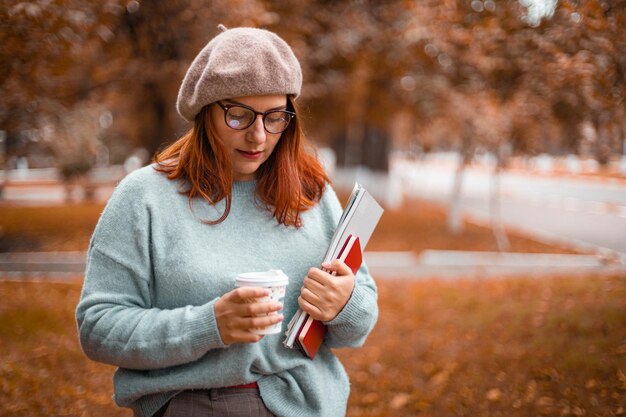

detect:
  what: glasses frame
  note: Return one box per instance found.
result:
[216,101,296,134]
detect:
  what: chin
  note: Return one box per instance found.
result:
[233,170,258,181]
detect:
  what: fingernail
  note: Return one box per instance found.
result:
[322,262,331,268]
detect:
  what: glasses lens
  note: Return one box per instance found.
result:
[225,106,255,130]
[264,111,293,134]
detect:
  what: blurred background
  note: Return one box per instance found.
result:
[1,1,625,416]
[1,0,626,256]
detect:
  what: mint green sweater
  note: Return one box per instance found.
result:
[76,165,378,417]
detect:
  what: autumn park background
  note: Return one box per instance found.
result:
[1,0,625,416]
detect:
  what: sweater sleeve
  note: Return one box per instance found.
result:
[75,171,227,370]
[319,185,379,349]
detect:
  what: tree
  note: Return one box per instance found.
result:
[0,1,124,136]
[39,101,102,201]
[0,0,268,162]
[2,0,623,176]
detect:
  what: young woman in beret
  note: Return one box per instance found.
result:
[77,25,378,417]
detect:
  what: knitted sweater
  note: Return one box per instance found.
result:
[76,165,378,417]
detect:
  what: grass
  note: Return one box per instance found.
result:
[0,203,104,252]
[1,275,624,416]
[0,198,580,255]
[365,198,579,254]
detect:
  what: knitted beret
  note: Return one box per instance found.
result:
[176,25,302,122]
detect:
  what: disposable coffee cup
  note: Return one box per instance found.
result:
[235,269,289,335]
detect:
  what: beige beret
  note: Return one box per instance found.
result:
[176,25,302,122]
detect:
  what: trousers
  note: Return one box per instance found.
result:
[152,387,277,417]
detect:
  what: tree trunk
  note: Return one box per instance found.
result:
[448,158,465,234]
[0,179,5,199]
[0,170,5,200]
[448,124,474,234]
[490,162,510,252]
[342,57,371,167]
[0,131,6,199]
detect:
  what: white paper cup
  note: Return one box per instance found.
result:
[235,269,289,335]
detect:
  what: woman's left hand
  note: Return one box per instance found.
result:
[298,259,355,322]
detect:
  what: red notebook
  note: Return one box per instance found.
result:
[295,235,362,359]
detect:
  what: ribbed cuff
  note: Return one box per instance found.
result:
[325,285,370,327]
[186,299,227,352]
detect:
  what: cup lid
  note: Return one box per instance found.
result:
[235,269,289,286]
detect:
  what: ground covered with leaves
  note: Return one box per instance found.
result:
[2,198,617,415]
[337,274,626,417]
[1,275,624,416]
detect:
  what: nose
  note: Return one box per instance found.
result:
[246,114,266,143]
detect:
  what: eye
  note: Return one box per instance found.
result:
[228,107,250,119]
[226,106,254,128]
[267,112,289,123]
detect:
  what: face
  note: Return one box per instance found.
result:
[210,94,288,182]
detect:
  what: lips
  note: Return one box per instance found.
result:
[237,150,263,160]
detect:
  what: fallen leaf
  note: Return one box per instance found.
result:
[525,380,537,402]
[536,396,555,414]
[536,396,554,406]
[389,392,410,410]
[362,392,379,405]
[368,362,383,375]
[618,369,626,389]
[430,370,449,386]
[485,388,501,401]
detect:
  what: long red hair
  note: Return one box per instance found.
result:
[154,96,329,227]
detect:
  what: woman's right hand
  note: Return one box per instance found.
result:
[214,287,284,345]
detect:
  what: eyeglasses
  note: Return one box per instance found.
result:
[216,101,296,134]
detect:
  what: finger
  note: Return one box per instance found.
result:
[247,313,284,330]
[302,276,325,295]
[225,314,282,342]
[323,259,353,277]
[230,286,270,302]
[242,334,264,343]
[298,295,323,318]
[241,301,283,317]
[305,267,332,286]
[300,286,323,307]
[228,330,264,344]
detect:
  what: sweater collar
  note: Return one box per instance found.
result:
[232,180,257,195]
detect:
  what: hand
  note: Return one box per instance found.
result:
[298,259,355,322]
[214,287,283,345]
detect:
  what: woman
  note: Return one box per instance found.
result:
[76,25,378,417]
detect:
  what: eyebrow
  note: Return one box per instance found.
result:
[223,99,288,112]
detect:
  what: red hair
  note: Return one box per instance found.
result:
[154,96,329,227]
